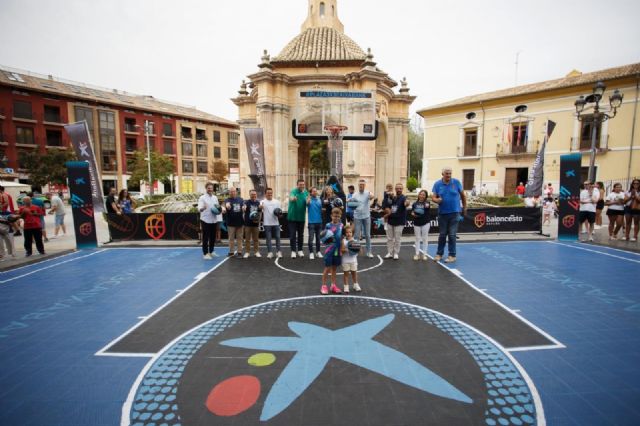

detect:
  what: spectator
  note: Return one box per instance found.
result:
[0,185,19,236]
[29,192,48,242]
[321,185,338,226]
[605,183,625,240]
[384,183,409,260]
[288,179,308,258]
[579,181,599,242]
[224,187,244,257]
[345,185,355,224]
[19,196,45,256]
[105,187,121,215]
[352,178,375,258]
[197,182,219,259]
[118,189,136,214]
[411,189,431,260]
[381,183,394,254]
[48,191,67,238]
[306,187,323,259]
[432,167,467,263]
[516,182,526,198]
[242,189,261,258]
[542,197,556,226]
[261,187,282,259]
[0,214,16,259]
[595,182,605,229]
[624,179,640,242]
[544,182,554,198]
[341,225,361,293]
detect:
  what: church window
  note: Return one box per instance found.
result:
[320,2,325,16]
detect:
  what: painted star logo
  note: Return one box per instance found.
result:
[79,141,90,157]
[221,314,472,421]
[250,143,261,156]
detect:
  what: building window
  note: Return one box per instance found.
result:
[74,106,94,133]
[99,110,117,171]
[197,161,208,174]
[511,123,528,153]
[182,160,194,173]
[213,147,221,159]
[163,123,173,137]
[463,129,477,156]
[126,138,137,152]
[320,2,325,16]
[196,144,207,158]
[228,147,238,161]
[228,132,239,146]
[44,105,61,123]
[13,100,33,119]
[146,121,156,135]
[462,169,475,191]
[16,126,35,144]
[213,130,221,142]
[196,129,207,141]
[181,126,193,139]
[124,117,137,132]
[163,140,174,154]
[46,129,62,147]
[181,142,193,156]
[579,115,602,150]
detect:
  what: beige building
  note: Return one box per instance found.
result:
[233,0,414,199]
[418,64,640,196]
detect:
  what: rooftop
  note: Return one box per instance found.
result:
[272,26,367,65]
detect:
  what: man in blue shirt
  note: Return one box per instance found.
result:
[432,167,467,263]
[306,187,323,259]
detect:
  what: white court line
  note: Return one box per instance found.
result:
[429,254,565,352]
[95,256,230,357]
[0,249,107,284]
[0,249,82,274]
[274,255,383,276]
[547,240,640,257]
[549,241,640,264]
[118,295,547,426]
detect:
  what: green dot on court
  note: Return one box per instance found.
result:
[248,353,276,367]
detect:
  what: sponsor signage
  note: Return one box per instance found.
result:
[64,121,104,213]
[244,128,267,198]
[558,153,582,240]
[66,161,98,248]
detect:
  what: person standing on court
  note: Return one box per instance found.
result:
[242,189,261,258]
[224,187,244,257]
[345,185,355,224]
[48,191,67,238]
[19,196,45,256]
[411,189,431,261]
[261,187,282,259]
[288,179,308,258]
[29,192,49,242]
[432,167,467,263]
[352,178,374,258]
[385,183,409,260]
[198,182,219,259]
[579,180,599,242]
[306,187,323,259]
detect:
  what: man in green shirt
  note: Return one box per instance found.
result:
[288,179,308,258]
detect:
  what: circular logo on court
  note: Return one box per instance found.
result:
[125,297,540,425]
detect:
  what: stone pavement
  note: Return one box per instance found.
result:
[1,209,637,271]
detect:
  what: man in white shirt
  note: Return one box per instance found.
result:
[579,181,599,242]
[198,182,220,259]
[352,179,375,258]
[48,191,67,237]
[260,187,282,259]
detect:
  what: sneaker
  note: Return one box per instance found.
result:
[25,253,32,257]
[297,250,304,258]
[434,255,442,262]
[243,253,250,259]
[444,256,456,263]
[277,251,283,258]
[309,253,315,260]
[291,251,297,259]
[267,252,274,259]
[227,251,235,257]
[203,254,212,260]
[330,284,342,294]
[210,252,218,257]
[353,283,362,292]
[422,254,428,261]
[320,284,329,295]
[44,237,49,242]
[343,284,350,293]
[384,253,392,259]
[235,252,243,258]
[316,251,322,258]
[632,237,638,242]
[588,237,594,242]
[366,252,374,258]
[255,252,262,258]
[413,254,420,261]
[609,235,615,240]
[393,254,399,260]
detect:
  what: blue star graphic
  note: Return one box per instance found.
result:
[220,314,472,421]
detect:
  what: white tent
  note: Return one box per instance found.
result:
[0,180,31,202]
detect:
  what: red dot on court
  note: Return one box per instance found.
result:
[205,375,261,417]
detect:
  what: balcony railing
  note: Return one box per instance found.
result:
[43,114,63,124]
[497,140,538,156]
[181,133,193,140]
[457,145,479,158]
[124,123,139,133]
[570,135,609,152]
[12,110,37,121]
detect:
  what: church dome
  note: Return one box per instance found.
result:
[272,26,366,66]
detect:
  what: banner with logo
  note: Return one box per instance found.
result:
[64,121,104,212]
[557,153,582,240]
[66,161,98,248]
[244,128,267,198]
[525,120,556,198]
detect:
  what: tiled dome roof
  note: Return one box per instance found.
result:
[272,27,366,64]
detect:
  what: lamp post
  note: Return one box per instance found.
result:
[144,120,153,196]
[574,81,623,182]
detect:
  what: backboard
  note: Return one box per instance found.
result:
[292,90,377,140]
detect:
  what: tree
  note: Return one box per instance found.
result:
[309,140,329,171]
[20,149,77,189]
[209,159,228,183]
[407,176,419,192]
[408,122,423,180]
[127,151,175,187]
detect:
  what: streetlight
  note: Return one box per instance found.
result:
[134,121,154,196]
[574,81,623,182]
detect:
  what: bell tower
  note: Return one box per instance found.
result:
[301,0,344,32]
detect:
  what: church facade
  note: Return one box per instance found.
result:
[233,0,414,199]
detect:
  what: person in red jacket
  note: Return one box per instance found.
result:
[18,196,45,256]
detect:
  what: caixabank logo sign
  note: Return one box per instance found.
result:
[124,297,541,425]
[474,212,524,229]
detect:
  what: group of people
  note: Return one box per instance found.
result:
[579,179,640,242]
[0,186,67,259]
[105,187,137,214]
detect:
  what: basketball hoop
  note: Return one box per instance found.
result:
[323,125,348,178]
[323,124,348,140]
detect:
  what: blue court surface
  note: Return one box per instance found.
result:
[0,242,638,425]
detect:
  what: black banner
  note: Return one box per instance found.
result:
[244,128,267,199]
[558,153,582,240]
[64,121,104,212]
[66,161,98,248]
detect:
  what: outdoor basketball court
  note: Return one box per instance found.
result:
[0,241,638,425]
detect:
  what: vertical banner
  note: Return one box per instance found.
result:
[244,128,267,198]
[557,153,582,240]
[66,161,98,248]
[64,121,104,212]
[525,120,556,198]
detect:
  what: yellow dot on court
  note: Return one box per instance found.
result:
[248,353,276,367]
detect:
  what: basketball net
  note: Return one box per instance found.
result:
[324,125,347,179]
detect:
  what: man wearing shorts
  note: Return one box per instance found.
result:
[48,192,66,238]
[579,181,599,242]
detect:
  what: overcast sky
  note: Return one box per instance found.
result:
[1,0,639,124]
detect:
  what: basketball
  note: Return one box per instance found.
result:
[347,200,360,209]
[249,210,260,223]
[333,198,344,208]
[347,240,361,255]
[211,204,221,215]
[320,229,335,245]
[273,207,283,217]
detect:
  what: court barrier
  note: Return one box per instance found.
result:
[105,207,542,241]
